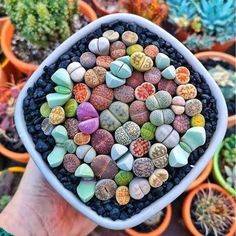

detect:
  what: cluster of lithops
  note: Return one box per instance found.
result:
[23,21,218,220]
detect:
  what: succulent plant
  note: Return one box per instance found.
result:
[4,0,77,47]
[222,134,236,167]
[144,210,164,226]
[0,0,5,16]
[192,185,235,236]
[224,165,236,189]
[0,79,25,149]
[121,0,168,25]
[208,66,236,101]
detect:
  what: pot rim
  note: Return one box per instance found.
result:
[15,13,228,229]
[182,183,236,236]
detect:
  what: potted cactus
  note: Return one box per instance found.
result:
[1,0,97,74]
[195,51,236,127]
[0,167,25,213]
[125,205,172,236]
[0,79,29,163]
[213,134,236,196]
[182,183,236,236]
[165,0,236,52]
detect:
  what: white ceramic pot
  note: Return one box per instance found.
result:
[15,14,228,230]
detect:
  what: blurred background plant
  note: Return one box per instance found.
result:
[4,0,77,47]
[165,0,236,52]
[0,0,6,17]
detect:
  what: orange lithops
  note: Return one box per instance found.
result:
[73,83,91,103]
[144,45,159,59]
[175,66,190,85]
[73,132,91,145]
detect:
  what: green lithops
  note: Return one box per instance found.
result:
[127,44,143,56]
[40,102,52,118]
[64,99,78,118]
[115,170,134,186]
[141,122,156,140]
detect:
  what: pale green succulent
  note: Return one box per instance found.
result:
[224,165,236,189]
[4,0,77,47]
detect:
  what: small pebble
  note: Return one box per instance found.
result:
[91,129,114,154]
[80,52,96,69]
[185,99,203,116]
[191,114,205,127]
[141,122,156,141]
[130,101,149,125]
[114,85,134,103]
[135,82,156,101]
[171,96,185,115]
[173,114,190,133]
[64,118,79,138]
[144,67,161,85]
[95,179,117,201]
[129,178,150,200]
[130,52,153,72]
[40,102,51,118]
[90,84,114,111]
[144,45,159,59]
[49,106,65,125]
[149,169,169,188]
[64,99,77,118]
[89,37,110,55]
[158,79,177,96]
[149,143,168,168]
[115,170,133,186]
[127,44,143,56]
[126,71,144,88]
[63,154,81,173]
[110,41,126,59]
[41,118,55,135]
[73,83,91,103]
[96,56,113,69]
[116,186,130,205]
[176,84,197,100]
[103,30,119,42]
[122,31,138,46]
[67,62,86,83]
[73,132,91,145]
[133,158,154,177]
[91,155,118,179]
[129,138,151,157]
[84,66,106,88]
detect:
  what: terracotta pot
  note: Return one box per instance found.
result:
[125,205,172,236]
[92,0,119,16]
[182,183,236,236]
[195,51,236,126]
[1,0,97,75]
[175,28,235,52]
[187,160,212,191]
[0,16,8,35]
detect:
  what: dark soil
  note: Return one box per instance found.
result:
[12,14,90,65]
[23,20,218,221]
[200,59,235,116]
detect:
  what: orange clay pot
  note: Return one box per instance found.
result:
[175,28,235,52]
[0,16,8,36]
[182,183,236,236]
[195,51,236,128]
[125,205,172,236]
[1,0,97,75]
[187,160,212,191]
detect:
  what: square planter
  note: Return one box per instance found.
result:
[15,14,227,230]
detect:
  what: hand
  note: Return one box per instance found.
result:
[0,159,97,236]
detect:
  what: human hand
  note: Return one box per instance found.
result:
[0,159,97,236]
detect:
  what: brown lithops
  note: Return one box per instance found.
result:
[132,158,154,177]
[84,66,106,88]
[149,169,169,188]
[116,186,130,205]
[149,143,168,168]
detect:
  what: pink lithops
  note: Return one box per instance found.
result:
[126,71,144,88]
[135,82,156,101]
[173,114,190,133]
[130,138,151,157]
[110,41,126,59]
[130,100,149,125]
[77,102,99,134]
[91,129,114,154]
[96,56,113,69]
[144,45,159,59]
[144,67,161,85]
[171,96,186,115]
[158,79,177,96]
[114,85,135,103]
[73,83,91,103]
[90,84,114,111]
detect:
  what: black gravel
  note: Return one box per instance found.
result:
[200,59,235,116]
[23,21,218,221]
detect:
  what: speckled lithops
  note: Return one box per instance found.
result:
[149,143,168,168]
[130,52,153,72]
[132,158,154,177]
[130,138,151,157]
[149,169,169,188]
